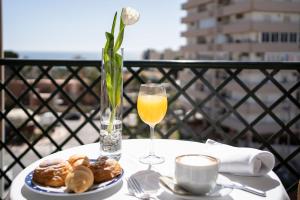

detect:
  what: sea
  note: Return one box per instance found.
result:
[17,50,142,60]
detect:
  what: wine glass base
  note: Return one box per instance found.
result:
[139,154,165,165]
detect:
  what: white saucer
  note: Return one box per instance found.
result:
[160,174,232,200]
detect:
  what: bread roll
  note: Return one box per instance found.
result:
[65,165,94,193]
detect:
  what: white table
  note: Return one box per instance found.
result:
[10,139,290,200]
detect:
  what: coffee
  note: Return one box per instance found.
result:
[176,155,217,166]
[175,154,219,195]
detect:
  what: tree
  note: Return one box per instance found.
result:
[4,51,19,58]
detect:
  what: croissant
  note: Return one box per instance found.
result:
[65,165,94,193]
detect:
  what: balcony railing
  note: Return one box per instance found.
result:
[0,59,299,196]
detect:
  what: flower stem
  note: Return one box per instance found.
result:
[107,107,116,134]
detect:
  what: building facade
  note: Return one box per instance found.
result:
[180,0,300,139]
[181,0,300,61]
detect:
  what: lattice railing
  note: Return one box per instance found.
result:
[0,59,299,195]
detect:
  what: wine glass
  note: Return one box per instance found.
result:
[137,83,168,164]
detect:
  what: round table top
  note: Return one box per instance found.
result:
[10,139,289,200]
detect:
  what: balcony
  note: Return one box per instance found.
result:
[221,43,253,52]
[253,0,300,13]
[0,59,299,197]
[218,42,300,52]
[221,20,300,34]
[252,43,300,52]
[218,0,252,16]
[181,27,216,37]
[182,0,213,10]
[181,11,210,23]
[218,0,300,16]
[181,0,300,25]
[180,44,211,52]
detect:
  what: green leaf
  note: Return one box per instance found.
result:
[114,53,123,106]
[105,69,114,107]
[114,12,125,52]
[111,12,117,36]
[103,52,114,107]
[103,52,123,109]
[104,32,114,53]
[104,32,114,81]
[104,13,117,57]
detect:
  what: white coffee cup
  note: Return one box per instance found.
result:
[175,154,219,194]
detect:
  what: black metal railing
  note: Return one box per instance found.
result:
[0,59,299,195]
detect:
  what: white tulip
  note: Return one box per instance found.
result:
[121,7,140,26]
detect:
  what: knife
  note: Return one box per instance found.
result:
[159,176,266,197]
[217,183,266,197]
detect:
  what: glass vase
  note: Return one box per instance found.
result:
[99,48,123,160]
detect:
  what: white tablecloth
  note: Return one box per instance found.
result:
[10,139,290,200]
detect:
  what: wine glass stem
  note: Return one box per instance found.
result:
[149,125,155,156]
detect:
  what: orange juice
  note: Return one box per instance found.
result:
[137,94,167,126]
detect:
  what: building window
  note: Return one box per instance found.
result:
[197,5,206,12]
[218,0,231,6]
[197,36,206,44]
[240,52,249,61]
[236,13,244,19]
[262,32,269,42]
[256,52,263,58]
[215,34,226,44]
[271,33,279,42]
[199,18,216,29]
[283,16,290,22]
[289,33,297,43]
[280,32,288,42]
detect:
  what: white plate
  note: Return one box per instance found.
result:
[160,174,232,200]
[24,159,123,197]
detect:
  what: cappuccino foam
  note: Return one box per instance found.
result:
[177,155,217,166]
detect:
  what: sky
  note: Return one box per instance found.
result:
[3,0,186,58]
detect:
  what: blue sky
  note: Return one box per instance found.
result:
[3,0,186,56]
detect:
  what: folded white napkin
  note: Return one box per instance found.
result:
[203,139,275,176]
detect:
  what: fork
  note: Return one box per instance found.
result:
[127,177,157,200]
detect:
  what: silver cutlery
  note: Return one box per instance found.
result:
[127,176,158,200]
[160,176,266,197]
[217,183,266,197]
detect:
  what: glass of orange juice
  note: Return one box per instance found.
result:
[137,83,167,164]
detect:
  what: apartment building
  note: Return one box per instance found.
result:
[181,0,300,61]
[180,0,300,138]
[143,49,183,60]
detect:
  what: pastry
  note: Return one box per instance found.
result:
[65,165,94,193]
[32,158,72,187]
[68,154,90,168]
[90,156,122,184]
